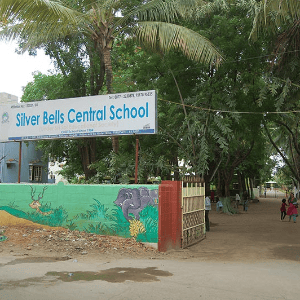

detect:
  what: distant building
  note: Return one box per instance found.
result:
[265,181,277,189]
[48,160,68,184]
[0,141,48,183]
[0,92,48,183]
[0,92,18,105]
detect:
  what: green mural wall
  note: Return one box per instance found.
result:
[0,183,159,243]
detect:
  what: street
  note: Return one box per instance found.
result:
[1,193,299,300]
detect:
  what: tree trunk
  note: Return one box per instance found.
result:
[88,42,105,96]
[223,168,235,198]
[249,177,254,199]
[111,136,119,153]
[102,46,119,153]
[220,197,237,215]
[238,171,242,194]
[204,174,211,197]
[224,182,231,198]
[171,155,180,181]
[217,170,226,197]
[78,138,97,180]
[240,172,247,196]
[103,47,113,94]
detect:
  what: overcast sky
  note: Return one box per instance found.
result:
[0,41,53,101]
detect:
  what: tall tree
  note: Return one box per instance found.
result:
[176,2,267,194]
[248,0,300,189]
[0,0,224,152]
[0,0,224,87]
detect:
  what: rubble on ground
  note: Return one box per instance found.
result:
[0,225,161,259]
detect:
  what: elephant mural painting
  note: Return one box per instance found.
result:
[114,187,158,221]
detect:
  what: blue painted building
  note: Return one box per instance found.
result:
[0,141,48,183]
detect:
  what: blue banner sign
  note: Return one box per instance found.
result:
[0,90,157,142]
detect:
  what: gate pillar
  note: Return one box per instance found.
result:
[158,181,182,252]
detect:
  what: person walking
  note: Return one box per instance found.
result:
[288,192,296,204]
[280,199,288,221]
[244,199,249,212]
[216,198,223,212]
[205,195,211,232]
[235,193,241,209]
[287,201,298,223]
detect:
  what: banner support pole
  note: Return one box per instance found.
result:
[18,141,22,183]
[135,135,139,184]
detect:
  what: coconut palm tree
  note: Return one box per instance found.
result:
[0,0,223,153]
[0,0,223,93]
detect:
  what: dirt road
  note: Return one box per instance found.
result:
[185,193,300,262]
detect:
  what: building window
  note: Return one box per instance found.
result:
[29,165,42,182]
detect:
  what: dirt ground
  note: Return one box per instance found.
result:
[1,193,299,263]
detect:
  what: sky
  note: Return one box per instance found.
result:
[0,41,53,101]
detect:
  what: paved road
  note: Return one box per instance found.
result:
[0,256,299,300]
[1,194,299,300]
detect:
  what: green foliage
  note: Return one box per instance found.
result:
[86,222,115,236]
[7,202,19,209]
[175,3,267,178]
[219,197,237,215]
[88,150,135,184]
[77,199,109,220]
[136,205,158,242]
[0,0,223,98]
[75,199,117,235]
[21,72,75,102]
[26,204,68,227]
[111,38,139,93]
[65,220,77,231]
[5,0,298,190]
[110,207,131,238]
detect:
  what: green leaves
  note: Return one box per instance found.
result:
[21,72,75,102]
[250,0,300,41]
[135,21,222,66]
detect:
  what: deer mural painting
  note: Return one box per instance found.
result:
[29,186,52,216]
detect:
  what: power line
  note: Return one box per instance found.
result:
[161,49,300,76]
[158,97,300,115]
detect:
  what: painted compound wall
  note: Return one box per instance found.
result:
[0,182,159,243]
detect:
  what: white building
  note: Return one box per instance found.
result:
[48,160,68,183]
[0,92,18,105]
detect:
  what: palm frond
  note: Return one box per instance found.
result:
[0,0,87,46]
[250,0,300,41]
[118,0,201,27]
[194,0,229,19]
[0,20,80,49]
[134,21,223,66]
[0,0,81,23]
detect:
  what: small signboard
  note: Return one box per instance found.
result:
[0,90,157,142]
